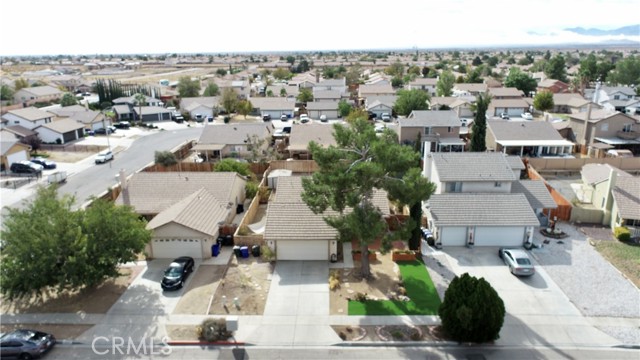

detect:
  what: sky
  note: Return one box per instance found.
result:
[1,0,638,56]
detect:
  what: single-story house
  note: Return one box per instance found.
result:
[264,176,389,261]
[134,107,172,122]
[487,98,531,118]
[115,171,247,259]
[180,96,220,119]
[611,176,640,235]
[486,120,574,157]
[488,87,525,99]
[537,79,570,94]
[194,123,272,161]
[250,97,296,119]
[37,118,85,144]
[13,85,63,105]
[0,130,31,171]
[287,124,337,159]
[305,101,339,120]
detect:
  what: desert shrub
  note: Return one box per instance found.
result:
[237,225,250,236]
[391,330,404,339]
[196,318,232,342]
[154,151,178,167]
[410,329,422,341]
[245,181,259,199]
[329,270,341,290]
[614,227,631,242]
[258,187,271,202]
[354,292,368,302]
[261,245,275,262]
[439,273,505,343]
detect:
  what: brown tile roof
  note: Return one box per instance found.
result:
[115,172,246,215]
[146,188,231,235]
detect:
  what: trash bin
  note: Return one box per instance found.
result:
[224,234,234,246]
[212,244,220,257]
[251,245,260,257]
[233,245,241,257]
[240,246,249,258]
[217,236,225,246]
[236,203,244,214]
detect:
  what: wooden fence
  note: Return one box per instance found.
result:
[143,162,215,172]
[528,157,640,173]
[527,165,573,221]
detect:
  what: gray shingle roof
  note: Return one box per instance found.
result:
[265,176,390,240]
[6,107,54,121]
[115,172,245,215]
[612,176,640,221]
[400,110,461,127]
[250,97,295,110]
[488,87,524,97]
[582,163,631,185]
[41,118,85,133]
[428,193,540,226]
[431,152,516,182]
[488,120,565,141]
[198,123,271,146]
[19,85,62,97]
[511,180,557,209]
[313,90,343,99]
[505,155,525,170]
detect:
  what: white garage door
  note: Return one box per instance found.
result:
[152,238,202,259]
[475,227,525,247]
[277,240,328,260]
[441,227,467,246]
[7,151,27,166]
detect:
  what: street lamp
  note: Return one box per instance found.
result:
[102,110,112,168]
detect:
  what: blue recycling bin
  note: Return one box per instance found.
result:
[240,246,249,258]
[212,244,220,257]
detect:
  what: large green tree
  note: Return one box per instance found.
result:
[177,76,201,98]
[214,158,252,177]
[436,70,456,97]
[394,89,430,116]
[302,117,434,277]
[503,67,537,97]
[203,83,219,96]
[439,273,505,343]
[237,99,253,119]
[297,88,314,103]
[0,187,151,300]
[607,55,640,86]
[533,90,554,113]
[60,92,78,106]
[470,92,491,152]
[221,88,238,114]
[1,84,14,101]
[14,78,29,91]
[544,54,568,82]
[337,100,352,118]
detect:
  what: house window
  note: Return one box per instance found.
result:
[424,127,431,135]
[623,124,632,133]
[448,127,452,133]
[614,95,620,100]
[601,123,608,131]
[494,182,502,187]
[446,182,462,193]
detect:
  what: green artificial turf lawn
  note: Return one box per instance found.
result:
[348,260,442,315]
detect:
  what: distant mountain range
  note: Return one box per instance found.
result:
[564,24,639,36]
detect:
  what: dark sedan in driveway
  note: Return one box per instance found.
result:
[0,329,56,359]
[161,256,195,291]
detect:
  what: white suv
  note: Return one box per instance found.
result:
[95,150,114,164]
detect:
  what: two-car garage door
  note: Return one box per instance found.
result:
[152,239,202,259]
[440,226,525,247]
[277,240,328,261]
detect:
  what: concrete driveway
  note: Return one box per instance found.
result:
[439,247,620,347]
[239,261,341,346]
[77,259,199,342]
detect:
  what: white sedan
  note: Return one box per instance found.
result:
[521,112,533,120]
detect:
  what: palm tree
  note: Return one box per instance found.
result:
[133,93,146,122]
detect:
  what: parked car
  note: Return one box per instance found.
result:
[94,127,113,135]
[498,248,535,276]
[113,121,130,129]
[381,113,391,122]
[280,114,288,121]
[500,112,510,120]
[521,112,533,120]
[207,116,214,122]
[319,114,327,122]
[30,157,56,169]
[161,256,195,291]
[194,114,204,123]
[262,114,272,121]
[368,111,377,120]
[10,161,43,174]
[173,114,184,123]
[299,114,310,123]
[0,329,56,359]
[95,150,114,164]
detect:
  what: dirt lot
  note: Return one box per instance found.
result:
[207,256,274,316]
[330,252,403,315]
[0,324,93,340]
[172,265,226,315]
[0,266,144,314]
[43,151,95,163]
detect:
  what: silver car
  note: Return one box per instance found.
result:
[498,248,535,276]
[0,329,56,359]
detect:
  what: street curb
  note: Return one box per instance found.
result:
[337,340,459,347]
[167,341,246,346]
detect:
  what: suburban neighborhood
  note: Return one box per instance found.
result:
[1,42,639,359]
